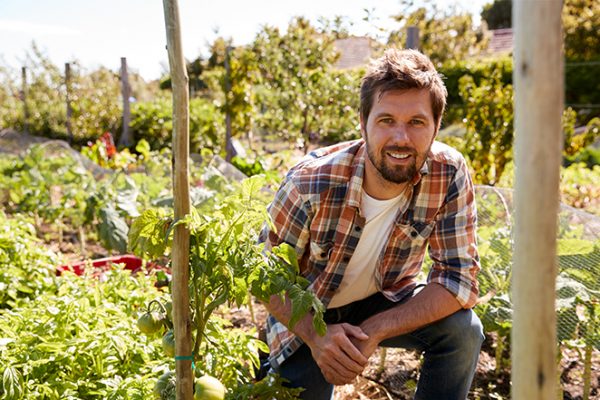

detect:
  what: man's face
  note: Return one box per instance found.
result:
[361,88,438,188]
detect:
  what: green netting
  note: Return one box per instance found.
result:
[356,186,599,399]
[474,184,599,396]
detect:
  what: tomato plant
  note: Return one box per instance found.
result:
[129,175,325,398]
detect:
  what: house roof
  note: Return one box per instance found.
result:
[488,28,514,54]
[333,36,373,69]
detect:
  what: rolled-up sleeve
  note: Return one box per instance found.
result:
[427,159,480,308]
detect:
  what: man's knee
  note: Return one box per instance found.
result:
[440,308,485,350]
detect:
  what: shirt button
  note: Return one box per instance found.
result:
[320,252,327,258]
[354,226,362,232]
[410,231,418,238]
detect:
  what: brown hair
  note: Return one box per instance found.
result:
[360,49,447,128]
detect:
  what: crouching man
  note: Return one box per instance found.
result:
[260,48,484,400]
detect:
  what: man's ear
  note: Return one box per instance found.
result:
[434,119,442,139]
[360,115,366,140]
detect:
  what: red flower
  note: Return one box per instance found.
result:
[100,132,117,158]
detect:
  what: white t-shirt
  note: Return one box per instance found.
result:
[328,189,404,309]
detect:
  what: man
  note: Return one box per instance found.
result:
[260,49,484,400]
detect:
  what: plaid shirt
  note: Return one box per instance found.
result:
[261,139,480,368]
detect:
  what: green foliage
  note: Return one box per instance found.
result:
[439,56,513,125]
[250,17,360,148]
[159,57,208,95]
[481,0,512,30]
[458,69,513,185]
[563,111,600,157]
[0,44,122,144]
[229,374,303,400]
[498,161,600,216]
[559,163,600,216]
[565,146,600,169]
[201,40,258,155]
[0,265,164,399]
[0,211,58,308]
[563,0,600,61]
[128,208,172,259]
[129,175,324,397]
[0,144,93,228]
[387,1,488,65]
[129,96,221,152]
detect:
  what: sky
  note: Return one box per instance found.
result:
[0,0,488,81]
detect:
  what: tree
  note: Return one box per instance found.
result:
[250,17,360,151]
[387,1,488,65]
[201,37,259,156]
[563,0,600,61]
[458,70,513,185]
[481,0,512,30]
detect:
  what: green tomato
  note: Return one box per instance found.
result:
[162,329,175,358]
[153,371,176,400]
[137,311,163,335]
[194,375,226,400]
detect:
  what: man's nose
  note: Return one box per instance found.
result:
[391,124,410,142]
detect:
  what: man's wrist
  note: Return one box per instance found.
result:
[360,318,386,344]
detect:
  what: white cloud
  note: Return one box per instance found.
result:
[0,20,79,36]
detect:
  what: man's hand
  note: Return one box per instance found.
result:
[350,332,380,361]
[307,323,369,385]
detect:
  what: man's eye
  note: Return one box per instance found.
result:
[410,119,425,126]
[379,118,393,124]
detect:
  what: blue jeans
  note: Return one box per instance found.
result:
[274,290,484,400]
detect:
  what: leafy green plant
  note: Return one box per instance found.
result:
[129,175,325,398]
[0,265,165,399]
[0,211,58,308]
[130,97,221,153]
[458,69,513,185]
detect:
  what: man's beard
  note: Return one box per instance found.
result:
[366,143,419,184]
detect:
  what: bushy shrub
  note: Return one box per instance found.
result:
[130,96,221,153]
[439,56,513,125]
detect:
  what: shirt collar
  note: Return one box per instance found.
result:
[346,142,366,209]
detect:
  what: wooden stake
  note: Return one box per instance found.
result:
[406,26,420,50]
[21,67,29,134]
[65,63,73,143]
[512,1,563,399]
[118,57,133,148]
[162,1,193,399]
[224,45,234,162]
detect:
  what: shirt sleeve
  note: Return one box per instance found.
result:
[427,158,480,308]
[259,174,312,264]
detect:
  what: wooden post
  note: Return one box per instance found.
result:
[224,45,234,162]
[65,63,73,143]
[162,1,193,399]
[512,1,563,399]
[406,26,420,50]
[21,67,29,134]
[118,57,133,148]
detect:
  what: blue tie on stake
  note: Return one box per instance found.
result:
[175,354,195,370]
